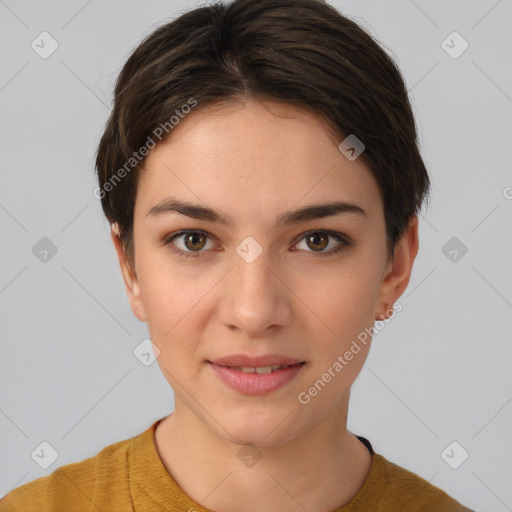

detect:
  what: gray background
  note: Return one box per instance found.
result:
[1,1,511,510]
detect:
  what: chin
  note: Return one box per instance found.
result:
[210,407,304,448]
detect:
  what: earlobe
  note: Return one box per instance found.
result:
[375,216,419,320]
[110,223,147,323]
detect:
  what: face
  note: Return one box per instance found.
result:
[112,100,418,447]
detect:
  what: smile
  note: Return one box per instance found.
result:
[207,361,306,395]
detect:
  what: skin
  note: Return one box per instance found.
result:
[111,99,418,512]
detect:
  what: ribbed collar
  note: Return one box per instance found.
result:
[128,417,384,511]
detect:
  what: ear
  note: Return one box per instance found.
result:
[375,216,419,320]
[110,223,147,323]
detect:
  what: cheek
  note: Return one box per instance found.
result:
[137,244,194,322]
[136,254,203,368]
[302,277,375,405]
[309,262,381,342]
[298,264,381,397]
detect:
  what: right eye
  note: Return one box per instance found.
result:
[163,230,217,259]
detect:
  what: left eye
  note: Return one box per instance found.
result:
[293,230,349,256]
[163,229,350,259]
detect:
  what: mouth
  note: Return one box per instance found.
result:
[206,361,306,395]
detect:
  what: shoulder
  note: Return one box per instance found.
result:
[0,434,135,512]
[373,453,475,511]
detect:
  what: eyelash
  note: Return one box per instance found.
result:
[162,229,352,260]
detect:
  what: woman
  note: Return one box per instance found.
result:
[0,0,475,510]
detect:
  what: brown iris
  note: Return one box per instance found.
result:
[184,231,207,251]
[305,232,328,251]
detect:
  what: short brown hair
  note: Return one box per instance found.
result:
[95,0,430,269]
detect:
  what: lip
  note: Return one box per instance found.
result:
[207,360,306,395]
[208,354,305,368]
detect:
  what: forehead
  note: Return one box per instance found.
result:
[135,100,382,223]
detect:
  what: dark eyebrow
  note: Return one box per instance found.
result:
[146,196,367,228]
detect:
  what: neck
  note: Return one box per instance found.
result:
[155,393,371,512]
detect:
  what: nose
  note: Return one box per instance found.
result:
[218,247,292,338]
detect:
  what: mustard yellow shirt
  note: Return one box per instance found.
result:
[0,418,475,511]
